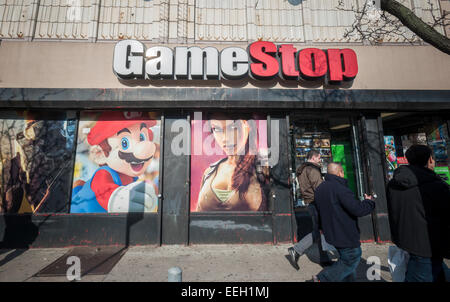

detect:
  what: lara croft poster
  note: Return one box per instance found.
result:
[190,113,270,212]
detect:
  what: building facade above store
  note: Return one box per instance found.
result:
[0,0,447,43]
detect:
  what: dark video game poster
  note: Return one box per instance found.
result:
[0,111,77,214]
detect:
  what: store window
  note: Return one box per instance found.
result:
[289,112,362,208]
[382,113,450,184]
[190,112,270,212]
[0,110,77,214]
[70,111,161,213]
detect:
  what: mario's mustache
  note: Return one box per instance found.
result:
[118,151,153,164]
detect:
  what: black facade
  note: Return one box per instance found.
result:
[0,87,449,248]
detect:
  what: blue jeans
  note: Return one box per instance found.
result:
[317,247,362,282]
[405,254,444,282]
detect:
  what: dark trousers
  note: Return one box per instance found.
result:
[405,254,445,282]
[317,247,362,282]
[308,203,330,263]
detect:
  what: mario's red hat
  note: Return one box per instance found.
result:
[87,111,157,146]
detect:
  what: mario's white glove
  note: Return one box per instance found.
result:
[108,181,158,213]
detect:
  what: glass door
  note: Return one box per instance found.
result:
[289,112,367,240]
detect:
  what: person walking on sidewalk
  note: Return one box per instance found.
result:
[387,144,450,282]
[312,162,375,282]
[287,150,332,270]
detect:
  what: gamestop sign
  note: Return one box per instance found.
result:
[113,40,358,85]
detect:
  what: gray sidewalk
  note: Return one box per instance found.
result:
[0,242,401,282]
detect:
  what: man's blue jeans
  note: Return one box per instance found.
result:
[317,247,362,282]
[405,254,444,282]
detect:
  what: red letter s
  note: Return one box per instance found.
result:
[249,41,279,79]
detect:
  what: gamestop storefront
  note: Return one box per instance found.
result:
[0,39,449,247]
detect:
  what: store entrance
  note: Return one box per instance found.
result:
[288,112,369,241]
[382,112,450,184]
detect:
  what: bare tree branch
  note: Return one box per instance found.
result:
[337,0,450,55]
[424,0,449,29]
[381,0,450,54]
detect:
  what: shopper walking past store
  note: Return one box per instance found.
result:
[312,162,375,282]
[387,144,450,282]
[287,150,332,270]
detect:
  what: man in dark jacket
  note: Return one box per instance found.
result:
[287,150,331,270]
[387,144,450,282]
[313,162,375,282]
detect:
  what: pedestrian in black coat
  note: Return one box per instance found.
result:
[387,144,450,282]
[313,162,375,282]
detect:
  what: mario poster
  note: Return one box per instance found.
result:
[70,111,160,213]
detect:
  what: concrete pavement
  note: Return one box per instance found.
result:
[0,242,405,282]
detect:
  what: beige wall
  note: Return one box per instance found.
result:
[0,41,449,90]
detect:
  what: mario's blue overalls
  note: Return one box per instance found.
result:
[70,166,137,213]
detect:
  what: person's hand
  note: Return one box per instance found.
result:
[364,193,374,200]
[108,181,158,212]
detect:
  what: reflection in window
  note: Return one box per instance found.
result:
[0,111,77,213]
